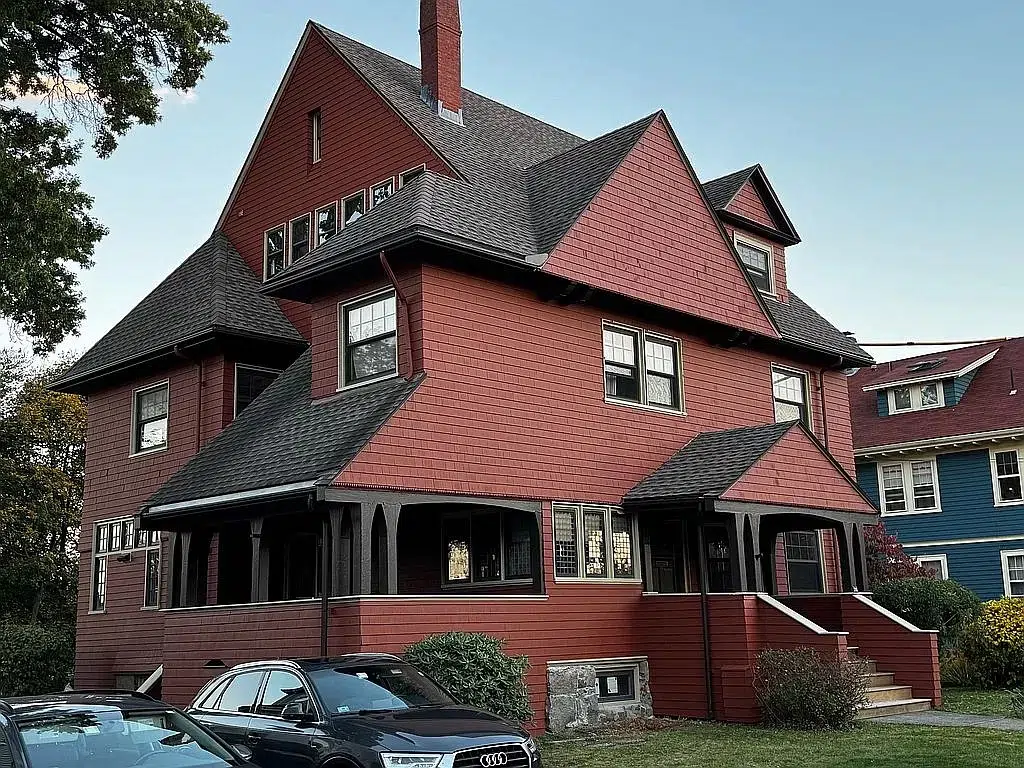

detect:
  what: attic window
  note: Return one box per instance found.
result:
[343,192,365,226]
[371,178,395,208]
[400,165,426,187]
[310,109,322,164]
[889,382,944,413]
[290,213,311,263]
[264,225,286,280]
[734,233,774,294]
[907,358,946,373]
[316,202,338,246]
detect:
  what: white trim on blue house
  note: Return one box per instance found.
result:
[855,427,1024,459]
[1000,549,1024,597]
[912,553,947,579]
[861,349,999,392]
[902,534,1024,548]
[989,446,1024,508]
[876,457,941,516]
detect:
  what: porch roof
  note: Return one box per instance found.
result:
[623,421,877,516]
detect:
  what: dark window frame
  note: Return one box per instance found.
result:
[233,364,281,418]
[596,667,638,703]
[131,381,169,455]
[602,321,683,413]
[338,289,399,389]
[441,509,535,587]
[399,164,427,187]
[771,365,811,430]
[551,503,638,582]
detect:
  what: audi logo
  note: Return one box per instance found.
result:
[479,752,508,767]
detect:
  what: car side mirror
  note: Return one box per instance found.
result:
[281,701,311,722]
[233,744,253,762]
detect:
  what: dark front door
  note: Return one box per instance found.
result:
[246,669,319,768]
[644,518,684,593]
[704,525,732,592]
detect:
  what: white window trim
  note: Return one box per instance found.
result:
[399,164,427,188]
[341,191,366,228]
[262,223,286,281]
[913,553,948,580]
[91,517,161,612]
[1001,549,1024,597]
[314,201,338,247]
[337,287,399,392]
[233,364,282,419]
[310,109,322,164]
[601,320,685,415]
[129,380,170,457]
[288,212,312,265]
[551,503,642,584]
[369,177,396,208]
[771,364,813,432]
[990,447,1024,507]
[887,381,945,414]
[733,232,775,296]
[876,457,941,516]
[783,530,827,594]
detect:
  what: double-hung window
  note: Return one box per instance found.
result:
[92,518,161,611]
[132,382,169,455]
[772,366,810,428]
[290,213,311,264]
[784,531,823,593]
[1002,550,1024,597]
[992,448,1024,505]
[339,290,398,388]
[888,382,944,413]
[552,504,638,581]
[442,509,534,586]
[316,202,338,246]
[264,225,286,279]
[914,554,948,580]
[734,234,773,293]
[877,459,940,514]
[602,322,682,412]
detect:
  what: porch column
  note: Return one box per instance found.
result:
[249,517,264,603]
[383,502,401,595]
[727,513,749,591]
[853,522,870,592]
[329,505,350,596]
[758,522,777,595]
[358,501,376,595]
[178,532,192,608]
[749,514,764,593]
[837,522,856,592]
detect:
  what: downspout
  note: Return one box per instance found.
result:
[697,495,716,720]
[817,369,830,453]
[174,344,204,452]
[379,250,413,373]
[315,494,330,658]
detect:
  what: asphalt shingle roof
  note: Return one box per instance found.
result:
[702,166,758,210]
[764,293,873,364]
[53,232,303,390]
[144,350,422,509]
[625,421,796,504]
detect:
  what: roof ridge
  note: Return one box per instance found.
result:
[526,111,660,173]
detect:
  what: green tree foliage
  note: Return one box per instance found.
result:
[0,1,229,352]
[872,577,981,649]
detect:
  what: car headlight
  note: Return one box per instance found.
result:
[380,754,444,768]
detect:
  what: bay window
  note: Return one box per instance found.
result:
[552,504,638,581]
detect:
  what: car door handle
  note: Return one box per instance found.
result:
[245,734,262,746]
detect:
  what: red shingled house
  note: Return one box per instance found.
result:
[54,0,940,730]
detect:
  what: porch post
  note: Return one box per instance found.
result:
[358,501,375,595]
[759,522,777,595]
[329,505,349,596]
[179,531,192,608]
[383,502,401,595]
[249,517,264,603]
[838,522,856,592]
[749,514,764,593]
[853,522,870,591]
[728,513,748,592]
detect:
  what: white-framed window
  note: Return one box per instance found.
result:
[234,365,280,417]
[370,177,395,208]
[338,289,398,389]
[264,224,287,280]
[315,202,338,247]
[888,381,944,413]
[131,381,169,455]
[1001,550,1024,597]
[441,509,534,586]
[92,518,162,611]
[552,503,639,582]
[877,458,940,515]
[399,164,427,187]
[733,233,774,294]
[991,448,1024,506]
[784,531,824,593]
[602,321,683,412]
[772,365,811,429]
[310,109,322,164]
[342,191,365,226]
[914,554,948,580]
[289,213,311,264]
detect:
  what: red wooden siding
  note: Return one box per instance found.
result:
[334,264,853,500]
[222,29,450,339]
[723,428,874,514]
[726,181,776,230]
[541,115,778,339]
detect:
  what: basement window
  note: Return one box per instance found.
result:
[370,178,395,208]
[316,202,338,246]
[343,191,365,226]
[596,667,637,703]
[264,225,286,280]
[734,233,774,294]
[132,381,169,454]
[290,213,311,264]
[339,289,398,388]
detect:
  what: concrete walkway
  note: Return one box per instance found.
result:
[873,709,1024,730]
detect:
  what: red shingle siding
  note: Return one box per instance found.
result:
[726,181,776,230]
[541,116,778,339]
[222,29,449,339]
[723,429,874,514]
[335,265,856,502]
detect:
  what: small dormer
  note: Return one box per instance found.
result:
[862,347,1000,416]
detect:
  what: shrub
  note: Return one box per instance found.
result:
[405,632,532,723]
[0,623,75,697]
[957,598,1024,687]
[753,648,867,730]
[940,646,977,687]
[864,522,931,586]
[872,577,981,648]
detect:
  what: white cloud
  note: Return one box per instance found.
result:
[155,86,197,106]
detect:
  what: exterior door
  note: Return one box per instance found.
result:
[245,669,320,768]
[784,531,825,593]
[704,526,732,592]
[643,518,684,593]
[194,670,265,751]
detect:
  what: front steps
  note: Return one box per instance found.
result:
[848,646,933,720]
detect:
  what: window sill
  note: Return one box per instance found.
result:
[881,508,942,517]
[554,577,643,586]
[336,371,399,393]
[604,396,685,417]
[140,606,160,611]
[88,610,106,616]
[441,579,534,591]
[129,445,168,459]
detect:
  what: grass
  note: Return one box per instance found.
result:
[942,687,1015,717]
[540,721,1024,767]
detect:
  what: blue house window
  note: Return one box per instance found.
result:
[992,449,1024,505]
[1001,550,1024,597]
[878,459,939,515]
[888,382,944,413]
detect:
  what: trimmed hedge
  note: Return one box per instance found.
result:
[872,577,980,648]
[754,648,868,730]
[405,632,532,723]
[0,623,75,697]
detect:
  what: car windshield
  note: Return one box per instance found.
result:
[18,707,239,768]
[309,662,455,714]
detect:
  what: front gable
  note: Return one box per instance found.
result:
[723,427,876,515]
[725,180,777,231]
[541,115,778,339]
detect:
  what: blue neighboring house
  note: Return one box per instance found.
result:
[849,338,1024,599]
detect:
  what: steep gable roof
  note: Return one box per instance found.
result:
[702,166,757,210]
[143,349,422,513]
[703,164,800,245]
[53,232,304,391]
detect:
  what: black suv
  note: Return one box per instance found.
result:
[0,690,257,768]
[188,654,540,768]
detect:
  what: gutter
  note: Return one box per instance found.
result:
[142,480,318,520]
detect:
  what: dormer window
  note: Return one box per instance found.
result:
[290,213,311,263]
[371,178,395,207]
[734,233,773,294]
[889,382,943,413]
[339,289,398,388]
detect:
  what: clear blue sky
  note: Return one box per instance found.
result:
[42,0,1024,362]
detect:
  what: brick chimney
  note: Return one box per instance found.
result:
[420,0,463,124]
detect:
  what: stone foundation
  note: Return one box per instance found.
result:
[546,657,653,732]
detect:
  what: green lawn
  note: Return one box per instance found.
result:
[942,687,1014,717]
[540,722,1024,767]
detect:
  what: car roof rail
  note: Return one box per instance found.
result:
[69,690,159,702]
